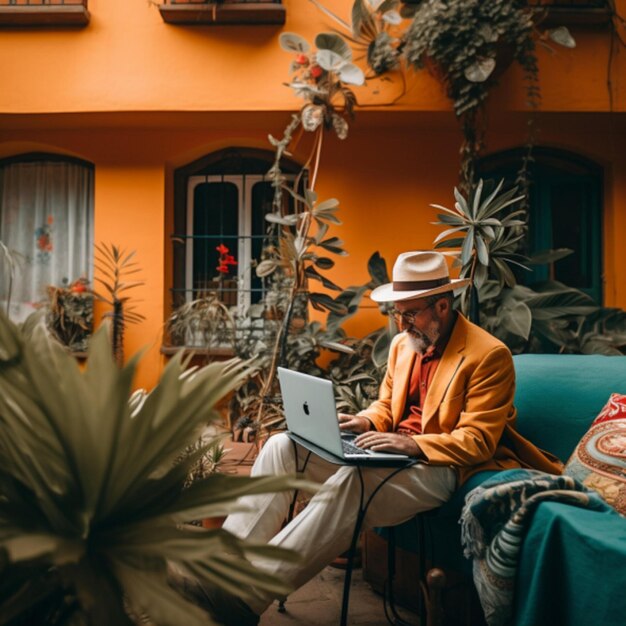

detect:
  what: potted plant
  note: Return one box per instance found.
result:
[166,293,236,350]
[166,243,239,350]
[402,0,575,189]
[46,276,93,353]
[307,0,576,191]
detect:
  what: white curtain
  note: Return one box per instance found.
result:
[0,158,94,322]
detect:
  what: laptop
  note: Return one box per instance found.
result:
[277,367,410,463]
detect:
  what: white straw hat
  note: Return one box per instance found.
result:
[370,251,471,303]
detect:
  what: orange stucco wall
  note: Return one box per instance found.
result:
[2,109,624,389]
[0,0,625,114]
[94,164,165,387]
[1,0,626,387]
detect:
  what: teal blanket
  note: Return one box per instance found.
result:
[460,469,612,626]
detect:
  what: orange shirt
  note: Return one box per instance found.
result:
[396,346,442,435]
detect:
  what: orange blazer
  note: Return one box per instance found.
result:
[359,314,563,485]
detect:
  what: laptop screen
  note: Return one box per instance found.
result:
[277,367,344,458]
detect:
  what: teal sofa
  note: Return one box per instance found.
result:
[370,354,626,626]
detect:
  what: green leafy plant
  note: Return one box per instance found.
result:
[323,251,398,413]
[405,1,559,115]
[403,0,574,189]
[278,30,364,141]
[230,251,395,438]
[477,279,600,353]
[0,310,312,626]
[94,243,146,365]
[328,325,392,414]
[175,433,228,490]
[430,179,626,355]
[568,305,626,355]
[166,294,235,351]
[230,188,352,437]
[431,178,528,319]
[310,0,404,76]
[304,1,577,193]
[46,278,93,353]
[267,24,369,217]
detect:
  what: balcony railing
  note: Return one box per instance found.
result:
[401,2,612,26]
[529,1,612,26]
[0,0,90,27]
[159,0,285,26]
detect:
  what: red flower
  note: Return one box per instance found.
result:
[216,243,236,275]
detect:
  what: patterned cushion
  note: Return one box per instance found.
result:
[563,393,626,515]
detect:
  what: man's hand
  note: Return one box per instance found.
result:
[338,413,372,434]
[354,431,422,457]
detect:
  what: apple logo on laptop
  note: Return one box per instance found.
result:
[302,402,310,415]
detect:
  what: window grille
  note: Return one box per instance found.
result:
[478,148,603,303]
[170,149,305,349]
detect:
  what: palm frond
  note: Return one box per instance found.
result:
[0,310,312,625]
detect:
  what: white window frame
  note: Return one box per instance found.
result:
[186,174,287,315]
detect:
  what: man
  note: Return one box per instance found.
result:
[174,250,562,625]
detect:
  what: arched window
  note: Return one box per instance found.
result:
[0,153,94,321]
[478,147,603,302]
[172,147,304,313]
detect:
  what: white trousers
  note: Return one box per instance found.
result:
[222,433,457,615]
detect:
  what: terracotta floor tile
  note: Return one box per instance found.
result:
[260,565,418,626]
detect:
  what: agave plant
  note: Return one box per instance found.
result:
[429,180,625,354]
[431,178,527,320]
[0,310,312,626]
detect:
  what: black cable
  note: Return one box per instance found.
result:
[340,461,419,626]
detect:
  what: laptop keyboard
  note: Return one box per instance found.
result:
[341,438,369,455]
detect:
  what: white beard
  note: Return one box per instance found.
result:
[406,333,428,355]
[405,320,441,355]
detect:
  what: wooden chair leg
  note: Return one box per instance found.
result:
[425,568,446,626]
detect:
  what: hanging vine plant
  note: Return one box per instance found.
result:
[302,0,578,195]
[402,0,575,191]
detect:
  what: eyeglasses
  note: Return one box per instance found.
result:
[389,302,435,326]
